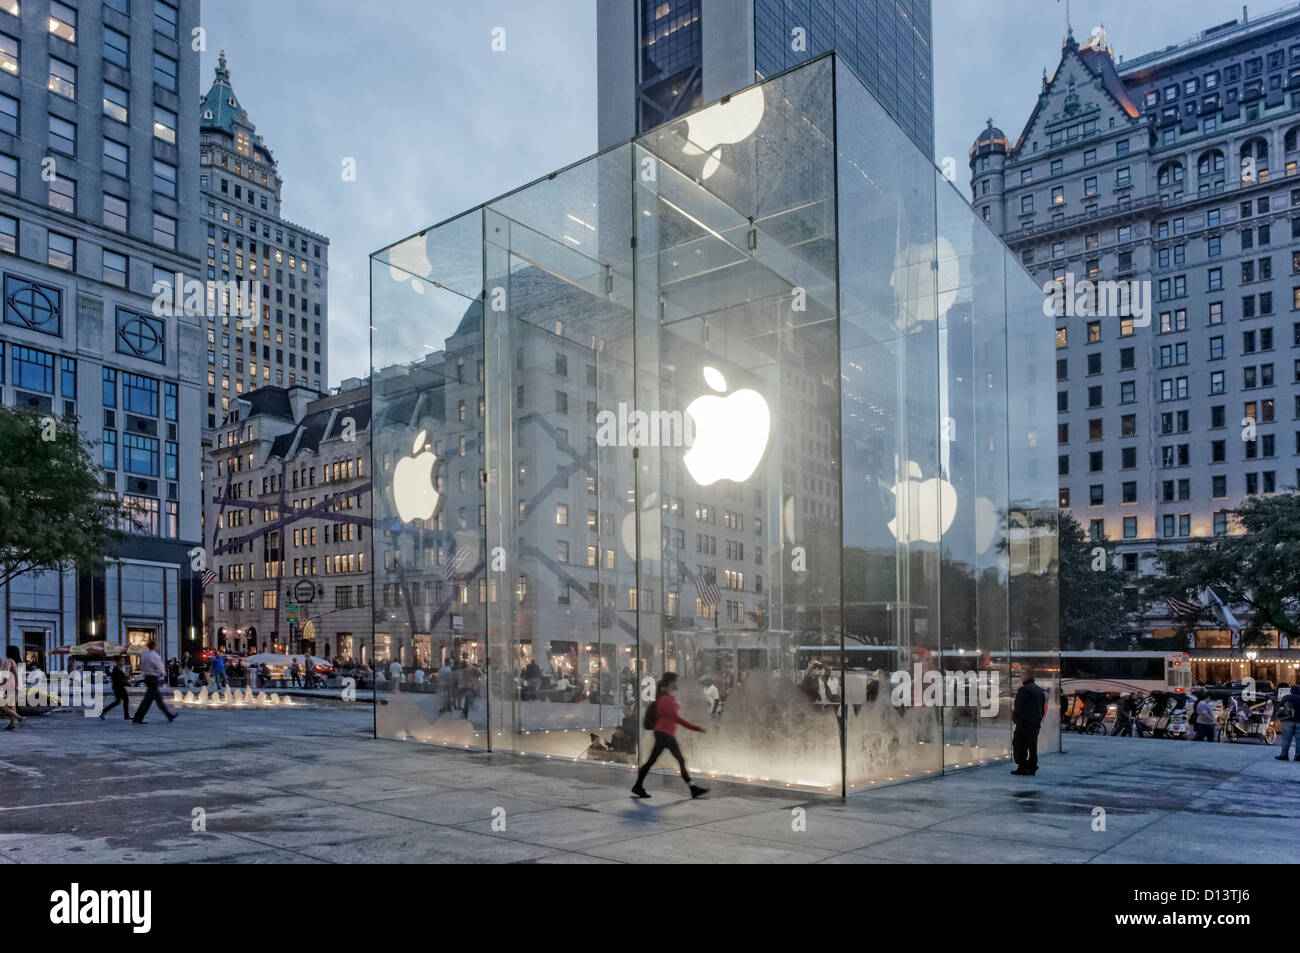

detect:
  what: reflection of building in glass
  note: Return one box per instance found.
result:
[204,379,370,659]
[372,55,1056,793]
[598,0,934,157]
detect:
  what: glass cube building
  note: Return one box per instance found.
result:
[370,55,1058,795]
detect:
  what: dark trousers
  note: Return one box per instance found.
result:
[101,687,130,719]
[1012,721,1040,773]
[1192,722,1215,741]
[133,675,175,722]
[635,731,692,788]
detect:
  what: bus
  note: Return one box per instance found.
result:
[1060,651,1192,695]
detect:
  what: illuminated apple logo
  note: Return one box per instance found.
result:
[682,86,765,179]
[886,461,957,543]
[392,429,442,523]
[683,367,770,486]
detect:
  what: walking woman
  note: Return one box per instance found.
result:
[632,672,708,799]
[1,646,23,730]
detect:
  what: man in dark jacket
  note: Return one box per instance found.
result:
[99,657,131,720]
[1011,668,1047,776]
[1276,684,1300,761]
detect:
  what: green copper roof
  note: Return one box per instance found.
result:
[200,51,274,163]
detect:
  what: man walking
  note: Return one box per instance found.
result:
[210,653,227,691]
[1011,667,1046,776]
[99,656,131,720]
[1191,693,1217,742]
[132,640,176,724]
[1276,684,1300,760]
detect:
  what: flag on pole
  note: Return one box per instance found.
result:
[1205,585,1241,632]
[678,561,719,608]
[201,569,216,588]
[1165,596,1200,619]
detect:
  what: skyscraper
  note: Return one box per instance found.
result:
[0,0,203,664]
[198,52,328,436]
[597,0,934,157]
[969,9,1300,669]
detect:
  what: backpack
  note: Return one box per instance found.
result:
[643,700,658,731]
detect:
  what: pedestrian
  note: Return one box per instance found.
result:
[459,662,481,718]
[389,659,403,691]
[1010,667,1046,776]
[632,672,708,799]
[1275,684,1300,761]
[289,659,301,688]
[99,656,131,721]
[1,645,23,730]
[132,640,176,725]
[210,653,227,691]
[438,657,454,713]
[1191,692,1217,742]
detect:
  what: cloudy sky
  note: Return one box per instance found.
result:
[199,0,1254,385]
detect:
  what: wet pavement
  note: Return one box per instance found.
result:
[1,704,1296,863]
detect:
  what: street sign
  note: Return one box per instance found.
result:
[293,580,316,603]
[285,603,299,622]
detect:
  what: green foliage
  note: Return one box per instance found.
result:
[1148,492,1300,646]
[0,405,132,589]
[1057,512,1131,650]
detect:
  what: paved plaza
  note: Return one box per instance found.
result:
[0,702,1296,864]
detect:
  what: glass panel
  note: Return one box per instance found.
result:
[936,173,1012,768]
[1007,242,1061,750]
[483,144,638,762]
[835,59,944,789]
[633,55,841,792]
[371,210,489,747]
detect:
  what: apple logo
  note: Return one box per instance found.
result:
[682,85,765,179]
[683,366,770,486]
[886,461,957,544]
[392,429,442,523]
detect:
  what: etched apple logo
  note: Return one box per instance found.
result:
[683,366,770,486]
[392,429,442,523]
[886,461,957,543]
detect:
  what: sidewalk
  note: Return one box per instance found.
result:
[0,705,1295,863]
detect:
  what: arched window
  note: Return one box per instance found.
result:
[1239,137,1269,162]
[1284,125,1299,153]
[1157,161,1184,187]
[1197,150,1224,176]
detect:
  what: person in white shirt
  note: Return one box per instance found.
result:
[413,668,425,686]
[132,640,176,724]
[389,660,404,691]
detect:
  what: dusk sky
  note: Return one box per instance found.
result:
[200,0,1255,385]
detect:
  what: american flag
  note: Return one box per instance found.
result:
[201,569,216,588]
[679,561,720,607]
[1165,596,1200,619]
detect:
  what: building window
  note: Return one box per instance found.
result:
[48,57,75,99]
[153,105,177,144]
[48,175,75,214]
[48,114,75,155]
[152,212,177,249]
[102,250,127,287]
[116,308,166,363]
[152,51,177,91]
[103,26,129,67]
[47,231,74,270]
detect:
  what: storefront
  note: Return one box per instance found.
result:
[369,55,1058,792]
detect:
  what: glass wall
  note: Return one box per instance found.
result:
[369,54,1058,792]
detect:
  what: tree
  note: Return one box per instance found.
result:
[0,406,133,590]
[1056,513,1131,650]
[1147,492,1300,647]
